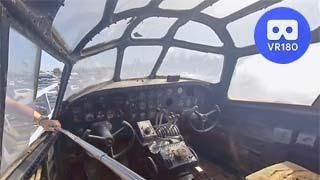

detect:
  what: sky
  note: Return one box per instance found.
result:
[40,51,64,71]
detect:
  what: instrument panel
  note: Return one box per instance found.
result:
[63,83,211,129]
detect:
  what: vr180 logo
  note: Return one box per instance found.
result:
[267,20,299,52]
[254,7,311,64]
[267,20,298,40]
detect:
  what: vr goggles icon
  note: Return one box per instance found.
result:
[267,20,298,40]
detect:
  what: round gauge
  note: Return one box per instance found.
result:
[106,110,115,120]
[148,100,156,109]
[177,87,183,94]
[166,88,173,96]
[85,113,95,122]
[130,103,136,111]
[139,102,147,110]
[96,111,105,121]
[113,96,125,107]
[116,109,124,118]
[131,113,137,119]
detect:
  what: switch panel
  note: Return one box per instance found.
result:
[137,120,157,145]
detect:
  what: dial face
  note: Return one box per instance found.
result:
[131,113,137,119]
[139,102,147,110]
[106,110,115,120]
[113,95,126,106]
[148,100,156,109]
[72,106,81,114]
[166,88,173,96]
[177,87,183,94]
[129,94,136,101]
[96,111,105,121]
[85,113,95,122]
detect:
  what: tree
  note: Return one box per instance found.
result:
[52,68,62,77]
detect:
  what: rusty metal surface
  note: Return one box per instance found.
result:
[1,0,73,64]
[0,5,10,171]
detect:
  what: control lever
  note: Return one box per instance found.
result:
[181,105,199,119]
[155,108,168,126]
[155,108,161,126]
[168,112,180,126]
[83,121,114,147]
[83,121,136,159]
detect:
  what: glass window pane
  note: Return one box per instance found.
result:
[202,0,259,18]
[226,11,262,47]
[175,21,223,47]
[65,49,117,99]
[228,43,320,106]
[2,29,40,175]
[121,46,162,79]
[159,0,203,10]
[132,17,177,39]
[158,47,224,83]
[53,0,105,49]
[227,0,320,47]
[36,51,64,112]
[86,18,132,48]
[114,0,150,13]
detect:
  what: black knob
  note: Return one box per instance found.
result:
[144,127,152,135]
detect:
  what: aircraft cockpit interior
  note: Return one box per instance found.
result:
[0,0,319,180]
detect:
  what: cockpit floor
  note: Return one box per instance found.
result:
[199,156,238,180]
